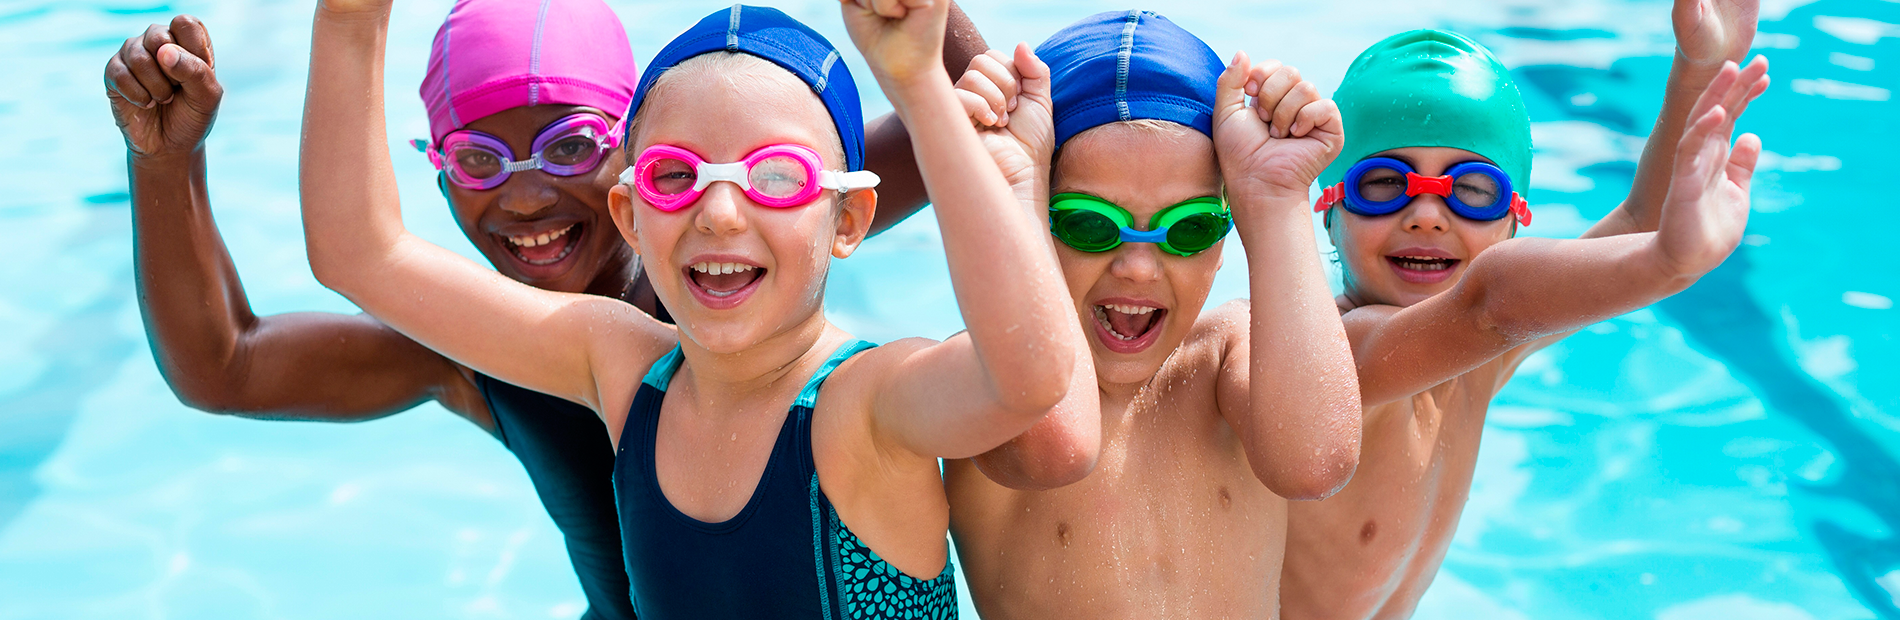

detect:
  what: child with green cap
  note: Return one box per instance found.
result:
[1281,1,1770,617]
[942,10,1363,618]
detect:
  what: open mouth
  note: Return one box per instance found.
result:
[1091,303,1167,354]
[502,224,582,267]
[1385,254,1460,284]
[683,261,766,309]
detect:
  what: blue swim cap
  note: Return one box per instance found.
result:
[1037,10,1225,147]
[625,5,867,171]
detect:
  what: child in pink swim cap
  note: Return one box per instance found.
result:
[105,0,990,616]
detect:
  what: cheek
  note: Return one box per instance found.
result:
[1056,251,1110,302]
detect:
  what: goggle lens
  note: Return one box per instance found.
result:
[541,132,602,168]
[1052,209,1123,252]
[1165,212,1230,254]
[447,144,505,182]
[748,155,813,199]
[1356,166,1407,203]
[643,156,698,196]
[1452,170,1502,210]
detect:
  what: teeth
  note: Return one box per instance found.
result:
[690,262,758,275]
[1101,304,1157,315]
[508,224,574,248]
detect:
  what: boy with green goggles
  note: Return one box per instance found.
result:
[942,11,1363,619]
[1047,193,1232,256]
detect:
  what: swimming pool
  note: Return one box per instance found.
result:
[1,0,1893,617]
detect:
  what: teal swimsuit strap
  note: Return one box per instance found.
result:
[797,340,877,410]
[639,340,876,399]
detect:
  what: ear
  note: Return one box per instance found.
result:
[832,188,878,259]
[608,184,642,255]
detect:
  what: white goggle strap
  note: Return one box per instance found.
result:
[819,170,881,192]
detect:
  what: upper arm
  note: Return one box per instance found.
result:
[864,335,1056,461]
[169,310,494,429]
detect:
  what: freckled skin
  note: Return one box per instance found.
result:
[1281,147,1534,620]
[945,127,1286,620]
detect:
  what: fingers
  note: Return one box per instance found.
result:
[1013,42,1050,81]
[157,43,223,113]
[957,67,1009,126]
[1723,55,1770,121]
[169,14,215,69]
[957,88,1000,126]
[869,0,909,18]
[1251,63,1304,138]
[1290,97,1341,142]
[104,43,153,108]
[1273,81,1323,137]
[1214,51,1252,118]
[1727,132,1762,192]
[1677,103,1730,183]
[124,25,178,106]
[968,50,1020,111]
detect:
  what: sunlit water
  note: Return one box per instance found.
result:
[0,0,1894,618]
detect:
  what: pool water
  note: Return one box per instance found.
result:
[1,0,1894,618]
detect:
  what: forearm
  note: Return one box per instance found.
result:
[1236,197,1360,498]
[1587,51,1729,239]
[891,73,1073,413]
[131,151,258,407]
[300,5,403,294]
[863,2,989,235]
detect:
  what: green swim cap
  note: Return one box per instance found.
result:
[1319,29,1532,195]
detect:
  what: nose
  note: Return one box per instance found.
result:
[1398,195,1450,233]
[497,173,560,217]
[1106,242,1164,284]
[693,183,749,236]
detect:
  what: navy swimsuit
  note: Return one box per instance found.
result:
[474,374,637,620]
[614,341,959,619]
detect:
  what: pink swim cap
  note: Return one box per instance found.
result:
[419,0,639,143]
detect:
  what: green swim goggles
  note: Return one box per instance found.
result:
[1048,193,1233,257]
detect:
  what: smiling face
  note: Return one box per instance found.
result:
[442,105,636,296]
[608,53,872,354]
[1052,121,1223,386]
[1328,146,1517,308]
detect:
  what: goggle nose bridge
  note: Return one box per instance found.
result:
[692,161,754,192]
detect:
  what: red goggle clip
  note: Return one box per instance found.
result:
[1314,182,1346,213]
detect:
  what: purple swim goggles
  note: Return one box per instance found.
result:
[411,113,622,191]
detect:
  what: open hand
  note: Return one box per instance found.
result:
[840,0,950,87]
[955,44,1054,204]
[105,15,222,160]
[1212,52,1342,211]
[1675,0,1758,68]
[1655,59,1767,276]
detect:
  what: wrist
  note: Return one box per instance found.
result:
[880,66,954,102]
[130,148,206,172]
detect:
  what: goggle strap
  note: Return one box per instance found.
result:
[1511,194,1532,226]
[1315,183,1345,213]
[603,119,625,149]
[692,161,752,191]
[617,166,639,185]
[819,170,882,192]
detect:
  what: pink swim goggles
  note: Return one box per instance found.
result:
[621,143,881,211]
[412,113,622,190]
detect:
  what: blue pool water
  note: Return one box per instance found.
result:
[1,0,1894,617]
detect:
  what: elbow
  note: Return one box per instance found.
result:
[988,349,1076,418]
[972,436,1100,491]
[1257,452,1358,501]
[167,374,262,417]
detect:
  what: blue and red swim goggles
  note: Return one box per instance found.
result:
[1315,157,1532,227]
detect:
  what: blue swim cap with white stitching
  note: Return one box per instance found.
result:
[625,5,867,171]
[1038,10,1225,147]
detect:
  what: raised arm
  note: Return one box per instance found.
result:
[1210,55,1362,499]
[841,0,1082,460]
[1350,100,1762,406]
[108,16,487,426]
[950,44,1101,489]
[1586,0,1764,239]
[863,1,989,235]
[299,1,667,419]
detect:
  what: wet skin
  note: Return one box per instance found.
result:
[947,125,1286,620]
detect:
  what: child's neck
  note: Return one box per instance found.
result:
[673,308,845,412]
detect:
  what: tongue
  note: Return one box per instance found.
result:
[1104,308,1158,340]
[515,233,571,263]
[693,269,761,293]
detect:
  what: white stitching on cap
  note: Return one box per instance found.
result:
[814,50,839,93]
[529,0,551,105]
[727,4,742,50]
[1115,10,1141,121]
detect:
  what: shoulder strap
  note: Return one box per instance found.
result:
[640,345,687,392]
[793,340,876,410]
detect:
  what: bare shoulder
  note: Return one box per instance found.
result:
[827,336,939,399]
